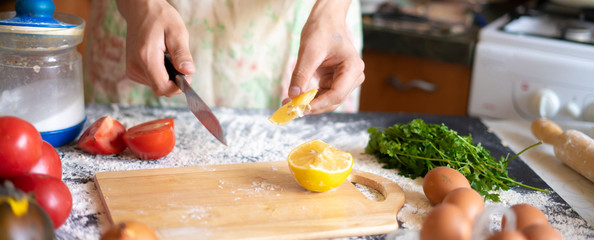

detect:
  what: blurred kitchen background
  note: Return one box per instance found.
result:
[361,0,593,122]
[1,0,593,128]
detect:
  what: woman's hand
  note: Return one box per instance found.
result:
[285,0,365,114]
[116,0,194,97]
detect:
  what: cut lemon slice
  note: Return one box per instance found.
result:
[288,139,353,192]
[268,88,318,125]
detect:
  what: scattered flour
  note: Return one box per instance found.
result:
[54,104,593,240]
[180,206,211,223]
[251,180,282,192]
[231,179,284,197]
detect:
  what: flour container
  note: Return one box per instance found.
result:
[0,0,86,146]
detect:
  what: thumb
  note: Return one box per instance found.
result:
[165,26,195,76]
[289,49,322,98]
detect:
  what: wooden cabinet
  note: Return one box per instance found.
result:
[359,49,472,115]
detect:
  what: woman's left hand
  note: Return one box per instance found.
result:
[285,0,365,114]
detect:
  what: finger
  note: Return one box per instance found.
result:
[309,77,362,114]
[142,48,180,97]
[289,47,325,98]
[165,22,194,76]
[308,87,344,114]
[125,46,181,97]
[125,60,150,86]
[309,59,364,114]
[281,97,291,106]
[308,97,341,115]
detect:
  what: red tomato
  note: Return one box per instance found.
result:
[29,141,62,179]
[77,116,127,155]
[123,118,175,160]
[10,174,72,229]
[0,116,43,178]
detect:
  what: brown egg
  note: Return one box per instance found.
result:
[100,221,159,240]
[521,224,563,240]
[486,231,528,240]
[502,204,549,231]
[420,203,472,240]
[423,166,471,205]
[442,187,485,221]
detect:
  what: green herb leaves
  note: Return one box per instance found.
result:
[365,119,548,202]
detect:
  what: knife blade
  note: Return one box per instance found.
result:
[164,53,227,146]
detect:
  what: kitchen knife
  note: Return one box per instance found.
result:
[164,53,227,146]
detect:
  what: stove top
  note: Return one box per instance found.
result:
[538,0,594,20]
[501,1,594,44]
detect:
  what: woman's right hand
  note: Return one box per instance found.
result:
[115,0,194,97]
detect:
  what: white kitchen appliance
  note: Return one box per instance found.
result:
[468,3,594,136]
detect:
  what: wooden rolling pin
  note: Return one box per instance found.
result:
[531,118,594,183]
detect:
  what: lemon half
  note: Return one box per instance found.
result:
[288,139,353,192]
[268,88,318,125]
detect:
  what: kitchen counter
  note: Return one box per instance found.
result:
[54,104,592,239]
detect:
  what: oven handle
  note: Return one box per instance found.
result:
[386,76,438,92]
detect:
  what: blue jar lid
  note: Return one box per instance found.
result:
[0,0,75,28]
[0,0,85,50]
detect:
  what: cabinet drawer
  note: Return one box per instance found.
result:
[359,50,471,115]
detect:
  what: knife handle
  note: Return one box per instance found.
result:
[164,53,180,82]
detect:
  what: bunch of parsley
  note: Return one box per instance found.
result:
[365,119,548,202]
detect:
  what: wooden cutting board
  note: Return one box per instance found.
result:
[94,161,405,240]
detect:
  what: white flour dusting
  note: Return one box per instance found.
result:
[251,180,282,192]
[54,104,593,240]
[180,206,211,223]
[230,179,284,197]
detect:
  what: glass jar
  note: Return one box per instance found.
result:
[0,0,86,146]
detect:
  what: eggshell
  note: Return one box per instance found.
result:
[521,224,563,240]
[422,166,471,205]
[420,203,472,240]
[442,187,485,221]
[486,231,528,240]
[502,204,549,231]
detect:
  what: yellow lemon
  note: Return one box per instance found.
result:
[268,88,318,125]
[288,139,353,192]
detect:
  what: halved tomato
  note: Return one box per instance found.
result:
[29,141,62,179]
[123,118,175,160]
[77,116,127,155]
